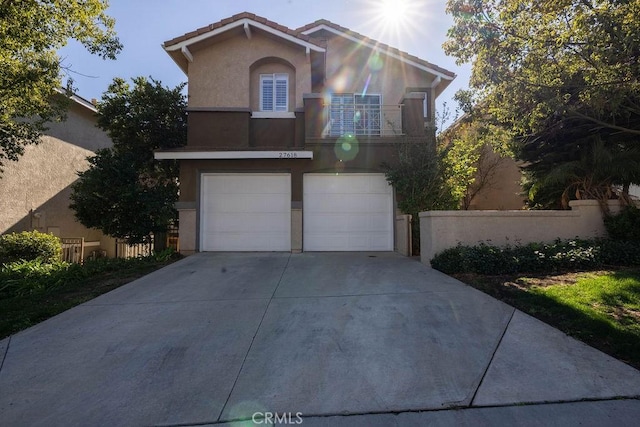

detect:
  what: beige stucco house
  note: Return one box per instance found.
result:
[464,150,524,210]
[156,12,456,254]
[0,93,116,257]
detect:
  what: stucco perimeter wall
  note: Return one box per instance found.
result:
[188,31,311,109]
[419,200,622,266]
[395,214,412,256]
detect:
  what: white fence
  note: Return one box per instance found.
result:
[61,238,84,264]
[60,236,155,264]
[115,238,153,259]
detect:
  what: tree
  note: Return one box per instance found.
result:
[526,137,640,212]
[440,119,515,209]
[382,141,459,253]
[70,77,187,244]
[0,0,121,174]
[444,0,640,138]
[444,0,640,209]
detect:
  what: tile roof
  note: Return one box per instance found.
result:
[163,13,455,79]
[163,12,325,48]
[295,19,456,78]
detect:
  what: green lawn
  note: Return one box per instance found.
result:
[454,269,640,370]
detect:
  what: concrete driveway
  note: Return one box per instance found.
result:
[1,252,639,426]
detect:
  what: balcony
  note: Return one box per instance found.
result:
[182,93,434,150]
[324,103,404,137]
[304,92,433,144]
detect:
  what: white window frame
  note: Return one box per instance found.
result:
[415,91,429,119]
[329,93,382,137]
[260,73,289,113]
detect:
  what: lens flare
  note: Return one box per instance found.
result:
[334,134,359,161]
[368,53,384,72]
[377,0,410,28]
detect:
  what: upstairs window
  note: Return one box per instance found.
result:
[260,74,288,112]
[329,93,381,136]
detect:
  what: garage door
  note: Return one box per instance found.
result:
[200,173,291,251]
[304,173,393,251]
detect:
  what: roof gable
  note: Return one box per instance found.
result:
[164,12,326,74]
[296,19,456,81]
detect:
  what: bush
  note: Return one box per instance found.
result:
[0,250,179,300]
[0,259,75,298]
[431,238,640,275]
[0,231,62,264]
[604,205,640,241]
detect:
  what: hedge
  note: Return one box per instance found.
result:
[431,238,640,275]
[604,205,640,242]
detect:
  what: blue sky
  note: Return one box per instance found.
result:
[59,0,471,129]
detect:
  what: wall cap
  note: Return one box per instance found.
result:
[419,210,579,218]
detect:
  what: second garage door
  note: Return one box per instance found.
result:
[200,173,291,251]
[303,173,393,251]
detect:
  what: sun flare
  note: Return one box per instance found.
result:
[377,0,411,27]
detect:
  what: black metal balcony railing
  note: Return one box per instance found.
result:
[324,104,404,137]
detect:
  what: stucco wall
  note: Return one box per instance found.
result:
[395,214,412,256]
[324,35,436,115]
[188,30,312,109]
[468,152,524,210]
[0,101,112,249]
[419,200,623,265]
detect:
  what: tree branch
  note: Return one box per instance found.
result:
[568,109,640,136]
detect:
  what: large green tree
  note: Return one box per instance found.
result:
[444,0,640,208]
[0,0,121,173]
[444,0,640,137]
[70,77,187,244]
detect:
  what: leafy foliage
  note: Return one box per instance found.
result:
[444,0,640,209]
[604,205,640,242]
[382,141,458,252]
[432,239,640,275]
[0,250,179,324]
[440,118,517,209]
[70,77,187,244]
[0,249,178,300]
[0,0,121,173]
[71,149,180,243]
[0,231,61,264]
[528,139,640,212]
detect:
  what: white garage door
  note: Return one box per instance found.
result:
[200,173,291,251]
[304,173,393,251]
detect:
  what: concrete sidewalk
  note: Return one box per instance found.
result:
[1,252,639,426]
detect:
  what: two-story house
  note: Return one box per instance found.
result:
[156,12,455,254]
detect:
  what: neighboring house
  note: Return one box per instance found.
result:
[463,149,523,210]
[0,93,116,258]
[156,12,455,254]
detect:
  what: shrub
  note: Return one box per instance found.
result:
[604,205,640,241]
[0,250,179,300]
[431,238,640,275]
[0,231,62,264]
[0,259,75,298]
